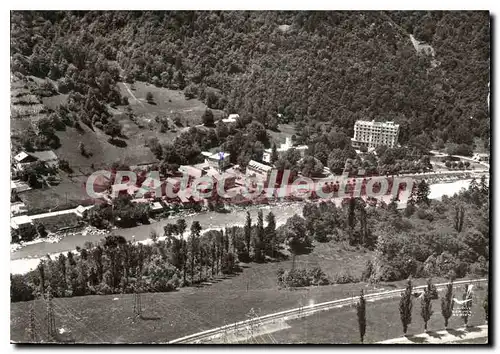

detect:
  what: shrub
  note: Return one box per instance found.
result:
[469,256,488,276]
[334,269,359,284]
[277,267,330,288]
[361,259,374,282]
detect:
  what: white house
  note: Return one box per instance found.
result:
[263,137,309,163]
[222,114,239,123]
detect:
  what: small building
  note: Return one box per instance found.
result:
[472,153,489,162]
[164,177,182,195]
[13,151,37,171]
[10,180,31,193]
[222,114,239,123]
[222,186,247,203]
[11,214,36,241]
[11,202,28,216]
[204,151,231,171]
[151,202,163,212]
[207,170,237,190]
[263,137,308,163]
[30,150,58,167]
[178,165,204,181]
[75,205,94,217]
[246,160,273,183]
[13,150,59,171]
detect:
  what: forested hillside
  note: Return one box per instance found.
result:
[11,11,490,150]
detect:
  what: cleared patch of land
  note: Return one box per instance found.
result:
[268,124,297,146]
[117,81,224,127]
[19,177,93,214]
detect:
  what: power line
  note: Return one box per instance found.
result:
[45,289,56,340]
[28,302,37,342]
[133,291,142,318]
[51,299,109,343]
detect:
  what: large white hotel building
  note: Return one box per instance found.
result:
[351,120,400,149]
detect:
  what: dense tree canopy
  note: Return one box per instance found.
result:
[11,11,490,149]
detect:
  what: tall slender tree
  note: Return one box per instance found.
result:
[420,279,434,331]
[244,212,252,260]
[265,211,277,257]
[416,180,430,205]
[254,210,265,262]
[188,221,202,283]
[177,219,188,284]
[441,280,454,328]
[461,284,473,327]
[399,278,413,335]
[356,289,366,343]
[270,143,279,165]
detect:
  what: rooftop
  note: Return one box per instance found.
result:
[355,120,400,129]
[14,152,31,162]
[11,214,33,227]
[30,150,58,162]
[247,160,273,173]
[179,165,204,178]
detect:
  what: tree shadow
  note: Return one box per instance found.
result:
[426,331,445,339]
[108,138,128,148]
[446,328,467,338]
[464,326,483,333]
[405,335,428,344]
[52,332,76,343]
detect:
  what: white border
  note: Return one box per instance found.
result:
[2,3,496,354]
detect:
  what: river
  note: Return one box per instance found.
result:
[10,178,476,274]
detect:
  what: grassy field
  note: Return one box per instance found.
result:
[10,238,483,343]
[117,81,224,127]
[11,275,483,344]
[18,175,93,213]
[251,286,488,344]
[268,124,297,146]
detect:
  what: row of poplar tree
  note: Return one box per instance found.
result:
[355,278,488,343]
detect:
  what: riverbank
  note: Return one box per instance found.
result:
[10,178,477,275]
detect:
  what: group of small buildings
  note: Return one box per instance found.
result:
[13,150,59,171]
[10,205,93,242]
[10,119,408,242]
[472,153,489,163]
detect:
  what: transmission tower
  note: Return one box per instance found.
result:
[133,291,142,317]
[245,308,258,343]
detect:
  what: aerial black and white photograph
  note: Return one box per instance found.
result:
[8,8,491,345]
